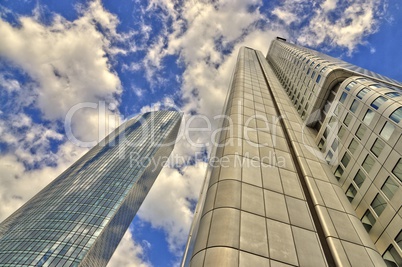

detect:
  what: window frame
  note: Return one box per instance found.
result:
[370,138,385,157]
[390,107,402,123]
[371,96,387,110]
[357,88,370,99]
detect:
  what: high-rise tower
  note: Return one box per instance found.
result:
[0,111,182,267]
[182,39,401,266]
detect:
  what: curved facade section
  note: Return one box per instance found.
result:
[0,111,182,267]
[184,39,401,267]
[316,76,402,265]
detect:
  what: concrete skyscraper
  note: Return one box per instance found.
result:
[182,39,401,266]
[0,111,182,267]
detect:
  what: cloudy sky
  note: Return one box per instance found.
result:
[0,0,401,266]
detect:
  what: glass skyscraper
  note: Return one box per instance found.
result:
[182,39,401,266]
[0,110,182,267]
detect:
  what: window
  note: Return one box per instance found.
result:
[381,177,398,200]
[362,155,375,173]
[396,231,402,250]
[356,124,367,140]
[326,151,333,163]
[361,209,376,232]
[363,109,374,125]
[331,139,339,151]
[323,127,330,138]
[371,194,387,216]
[371,138,385,157]
[380,121,395,141]
[345,81,357,91]
[338,126,346,139]
[334,103,339,116]
[318,138,325,150]
[385,92,401,98]
[368,84,382,89]
[339,92,348,103]
[341,152,351,167]
[350,100,359,113]
[348,139,359,154]
[392,159,402,182]
[390,107,402,123]
[316,74,321,83]
[346,184,357,202]
[371,96,387,110]
[354,170,366,188]
[383,245,402,267]
[334,166,344,180]
[344,113,352,126]
[357,88,370,99]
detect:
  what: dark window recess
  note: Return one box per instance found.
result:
[346,184,357,202]
[361,209,376,232]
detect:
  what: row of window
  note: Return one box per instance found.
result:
[337,140,401,184]
[344,81,402,123]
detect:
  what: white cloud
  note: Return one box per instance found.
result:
[271,0,384,54]
[321,0,338,12]
[0,0,124,143]
[0,73,21,92]
[272,8,298,25]
[122,62,142,72]
[0,142,87,221]
[138,162,206,254]
[0,1,149,265]
[132,86,145,97]
[107,230,151,267]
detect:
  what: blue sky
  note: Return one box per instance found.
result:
[0,0,401,266]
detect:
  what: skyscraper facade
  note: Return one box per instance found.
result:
[0,111,182,267]
[182,39,401,266]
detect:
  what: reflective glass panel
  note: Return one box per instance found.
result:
[371,96,387,110]
[362,155,375,173]
[339,92,348,103]
[341,152,351,167]
[380,122,395,141]
[381,177,398,200]
[350,100,359,113]
[390,107,402,123]
[348,139,359,154]
[371,138,385,157]
[371,194,387,216]
[345,81,357,91]
[357,88,370,99]
[392,159,402,182]
[363,109,374,125]
[354,170,366,188]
